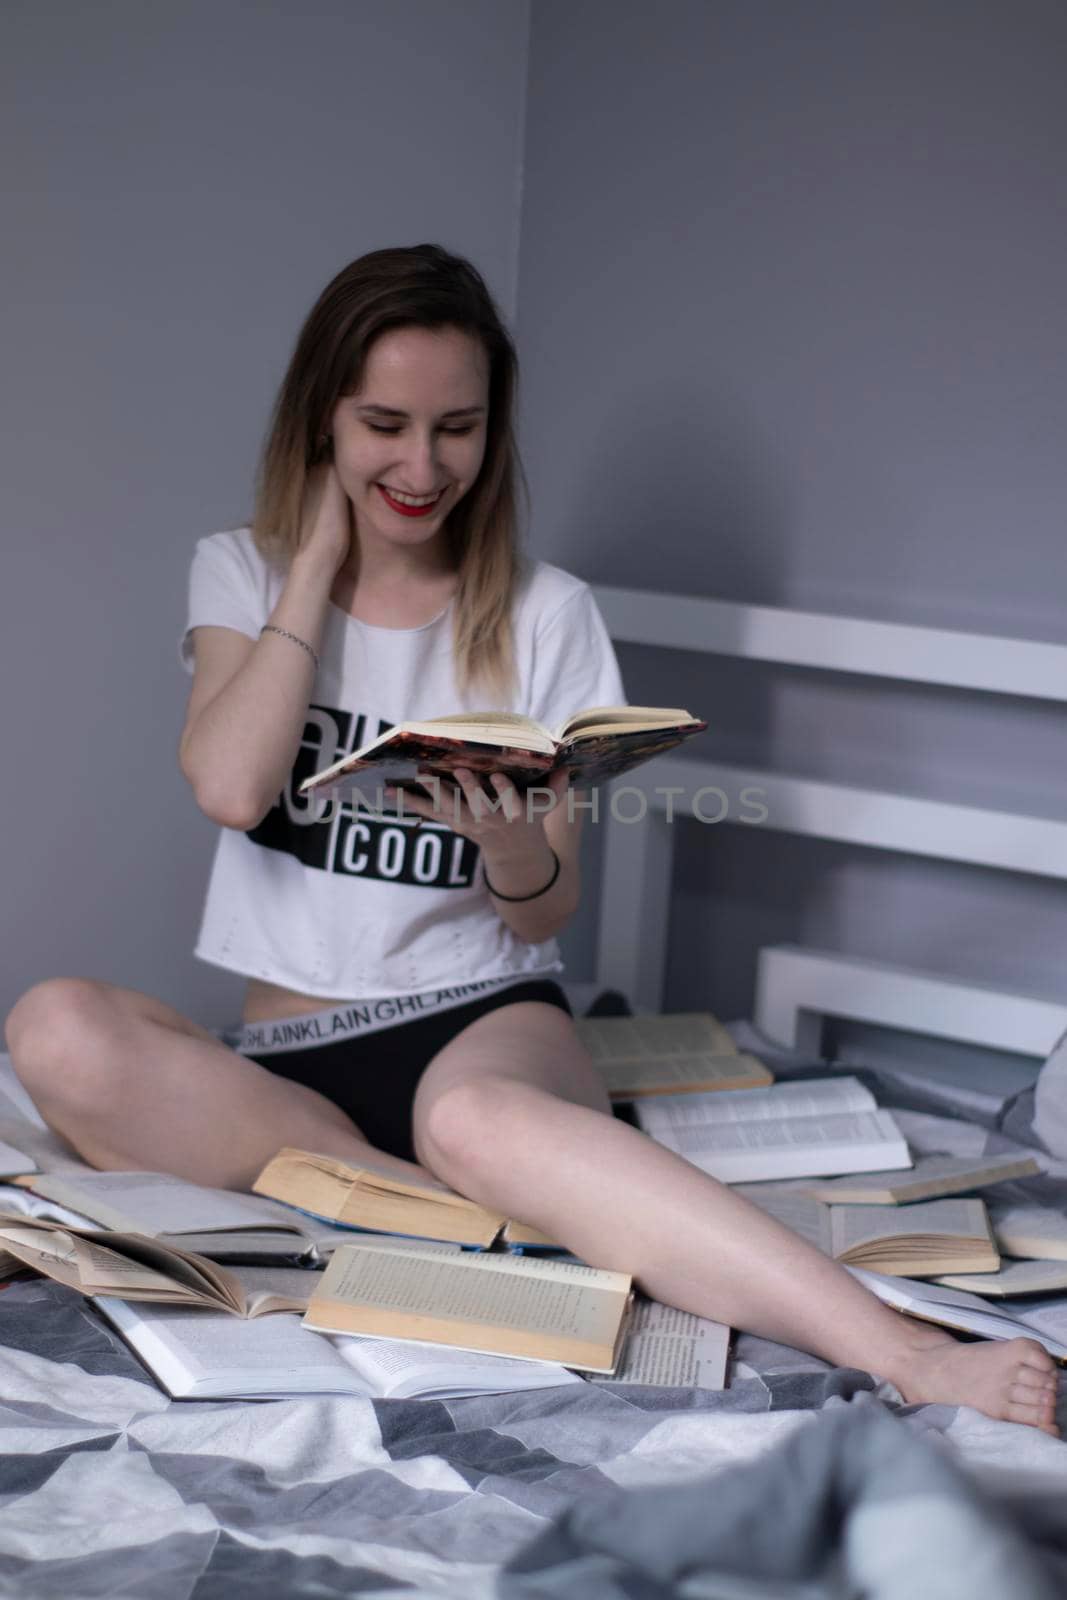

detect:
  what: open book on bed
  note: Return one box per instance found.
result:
[634,1076,911,1183]
[297,704,708,800]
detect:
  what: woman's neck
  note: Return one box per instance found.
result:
[331,544,458,628]
[338,530,456,592]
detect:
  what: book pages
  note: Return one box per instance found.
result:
[604,1296,730,1390]
[314,1246,625,1339]
[575,1014,738,1062]
[936,1259,1067,1297]
[22,1171,307,1237]
[0,1221,84,1289]
[732,1188,831,1251]
[847,1267,1067,1359]
[75,1236,204,1301]
[94,1298,363,1399]
[305,1244,631,1370]
[1001,1297,1067,1348]
[597,1054,772,1099]
[828,1198,992,1256]
[636,1077,876,1130]
[804,1152,1040,1205]
[990,1203,1067,1261]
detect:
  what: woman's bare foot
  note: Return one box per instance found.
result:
[888,1332,1061,1437]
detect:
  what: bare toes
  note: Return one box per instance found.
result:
[1005,1398,1059,1430]
[1010,1373,1056,1400]
[1010,1338,1056,1374]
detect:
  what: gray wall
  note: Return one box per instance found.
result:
[1,0,530,1028]
[521,0,1067,1020]
[4,0,1065,1033]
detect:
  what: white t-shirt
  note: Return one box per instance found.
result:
[179,528,626,999]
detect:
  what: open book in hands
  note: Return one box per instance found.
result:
[297,704,708,801]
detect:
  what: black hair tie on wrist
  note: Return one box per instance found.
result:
[483,846,560,902]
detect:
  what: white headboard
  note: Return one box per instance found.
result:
[587,586,1067,1058]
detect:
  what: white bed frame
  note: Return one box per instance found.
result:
[581,586,1067,1060]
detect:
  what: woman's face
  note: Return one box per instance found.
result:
[330,324,490,556]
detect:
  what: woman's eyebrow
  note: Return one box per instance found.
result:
[354,403,487,420]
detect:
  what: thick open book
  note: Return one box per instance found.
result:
[0,1213,310,1317]
[12,1170,355,1262]
[634,1077,911,1184]
[737,1189,999,1277]
[94,1265,583,1401]
[297,704,707,801]
[802,1151,1040,1205]
[252,1149,505,1247]
[849,1267,1067,1361]
[574,1013,773,1099]
[303,1240,633,1374]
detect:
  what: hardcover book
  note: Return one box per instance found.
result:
[296,704,708,801]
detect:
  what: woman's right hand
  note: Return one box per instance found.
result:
[297,460,353,577]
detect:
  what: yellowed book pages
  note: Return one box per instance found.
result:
[576,1013,738,1062]
[736,1191,999,1278]
[252,1149,504,1247]
[575,1014,773,1099]
[0,1214,308,1317]
[304,1242,632,1373]
[501,1219,564,1249]
[990,1203,1067,1262]
[599,1052,771,1099]
[829,1199,999,1277]
[803,1152,1040,1205]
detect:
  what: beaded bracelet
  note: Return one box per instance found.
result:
[260,625,320,671]
[483,846,561,902]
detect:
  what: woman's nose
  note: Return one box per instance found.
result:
[399,433,442,489]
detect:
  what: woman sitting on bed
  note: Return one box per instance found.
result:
[6,244,1058,1436]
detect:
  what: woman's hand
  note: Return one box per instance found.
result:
[387,766,569,868]
[296,460,353,577]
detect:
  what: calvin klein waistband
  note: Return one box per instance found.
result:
[219,972,550,1056]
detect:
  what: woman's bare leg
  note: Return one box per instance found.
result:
[413,1002,1060,1436]
[4,978,430,1190]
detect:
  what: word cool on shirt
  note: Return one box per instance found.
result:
[246,703,481,890]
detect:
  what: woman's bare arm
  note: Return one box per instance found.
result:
[178,464,351,829]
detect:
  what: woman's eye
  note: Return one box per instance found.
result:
[365,423,476,437]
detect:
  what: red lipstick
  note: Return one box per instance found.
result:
[377,485,444,518]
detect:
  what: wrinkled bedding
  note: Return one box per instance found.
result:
[1,1032,1066,1598]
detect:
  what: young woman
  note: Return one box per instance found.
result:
[6,244,1057,1435]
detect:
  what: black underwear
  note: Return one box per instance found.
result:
[233,978,573,1163]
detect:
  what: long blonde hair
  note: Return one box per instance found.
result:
[251,245,525,703]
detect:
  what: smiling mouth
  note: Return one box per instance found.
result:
[377,484,446,518]
[378,485,445,507]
